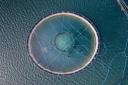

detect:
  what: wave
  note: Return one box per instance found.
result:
[117,0,128,18]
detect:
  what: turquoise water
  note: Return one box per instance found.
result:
[55,32,74,52]
[0,0,128,85]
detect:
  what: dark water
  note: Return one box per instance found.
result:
[0,0,128,85]
[124,0,128,5]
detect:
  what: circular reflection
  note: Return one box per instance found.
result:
[28,13,99,74]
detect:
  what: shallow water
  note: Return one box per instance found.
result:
[0,0,128,85]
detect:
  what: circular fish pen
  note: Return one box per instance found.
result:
[28,13,99,74]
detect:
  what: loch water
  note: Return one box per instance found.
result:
[0,0,128,85]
